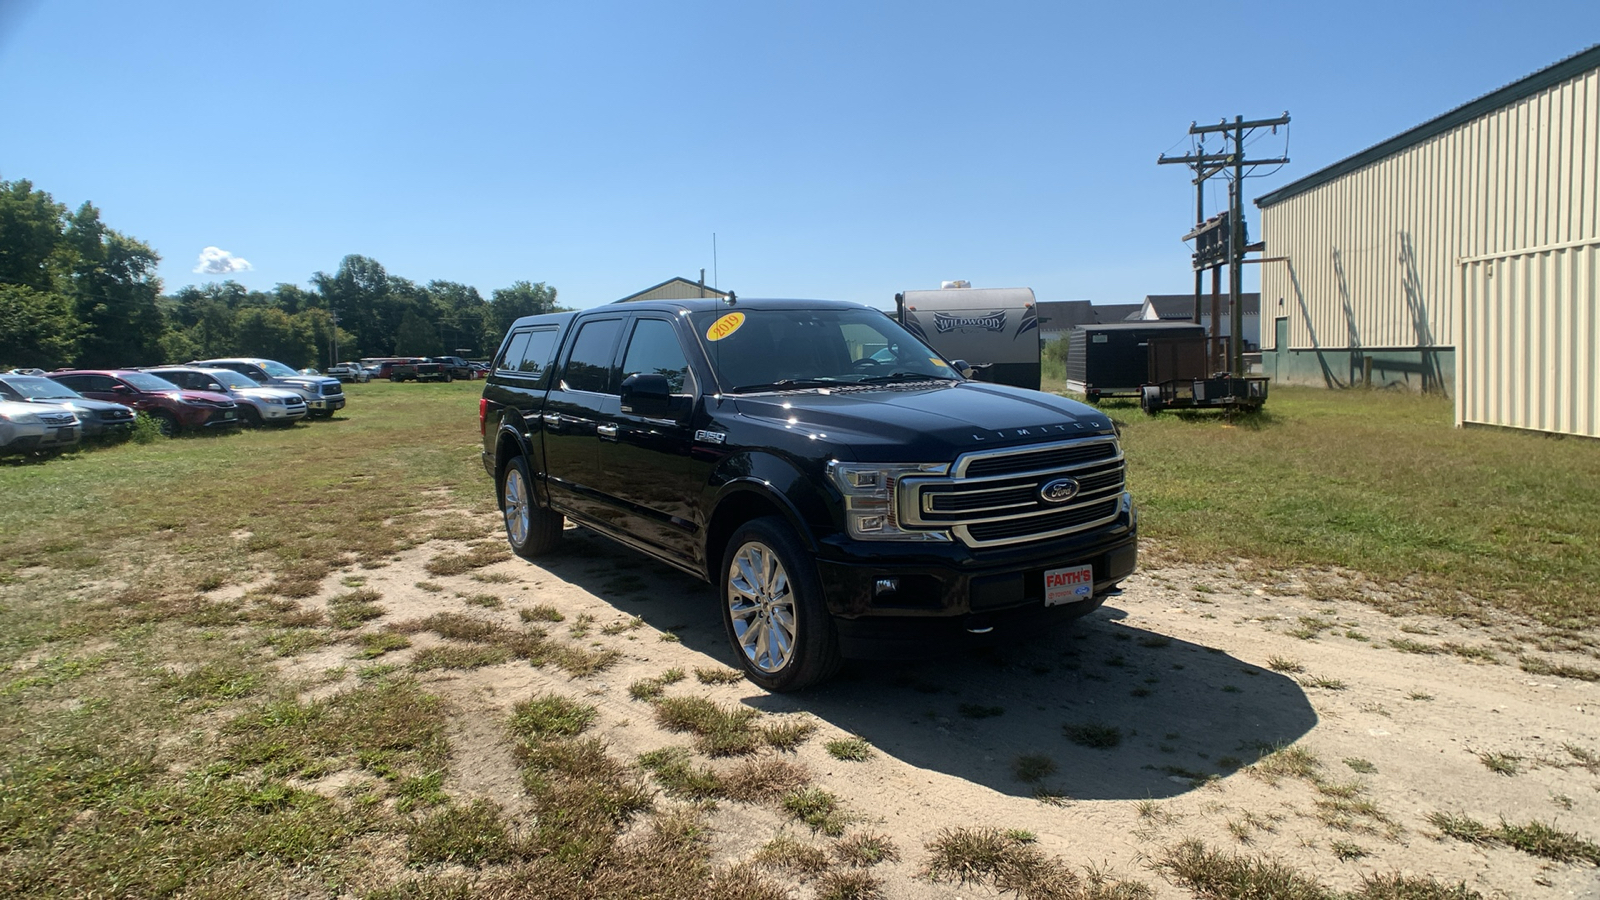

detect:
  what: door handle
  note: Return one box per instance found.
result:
[541,413,560,426]
[596,423,619,441]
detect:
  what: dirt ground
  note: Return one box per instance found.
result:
[281,516,1600,899]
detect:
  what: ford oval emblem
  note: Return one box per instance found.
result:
[1038,478,1080,504]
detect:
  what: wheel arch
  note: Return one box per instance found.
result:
[705,482,816,578]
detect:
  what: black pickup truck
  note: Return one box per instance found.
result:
[479,298,1137,690]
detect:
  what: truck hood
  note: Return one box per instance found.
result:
[729,381,1116,461]
[282,376,340,390]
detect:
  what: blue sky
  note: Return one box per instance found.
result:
[2,1,1596,310]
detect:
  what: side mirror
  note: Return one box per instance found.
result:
[948,359,976,379]
[207,383,223,392]
[620,373,672,417]
[111,384,133,395]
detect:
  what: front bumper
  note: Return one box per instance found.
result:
[306,396,345,411]
[1,422,79,453]
[813,493,1138,658]
[200,408,241,429]
[260,404,308,422]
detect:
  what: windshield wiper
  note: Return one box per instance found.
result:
[857,371,957,384]
[729,378,836,393]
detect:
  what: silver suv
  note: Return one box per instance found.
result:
[189,358,345,418]
[145,367,308,427]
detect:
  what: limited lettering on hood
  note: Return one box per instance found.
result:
[971,421,1092,441]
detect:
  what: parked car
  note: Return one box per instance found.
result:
[363,358,416,381]
[430,355,476,380]
[47,370,240,435]
[327,361,370,383]
[144,367,308,427]
[0,399,80,456]
[479,298,1136,691]
[0,373,137,439]
[188,358,345,418]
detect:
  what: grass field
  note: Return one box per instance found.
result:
[2,378,1596,897]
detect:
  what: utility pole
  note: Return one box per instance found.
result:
[1159,113,1289,375]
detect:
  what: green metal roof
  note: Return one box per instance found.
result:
[1255,43,1600,210]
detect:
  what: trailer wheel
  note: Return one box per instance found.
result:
[1140,385,1164,415]
[1085,391,1101,406]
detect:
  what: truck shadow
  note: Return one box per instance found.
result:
[537,528,1318,802]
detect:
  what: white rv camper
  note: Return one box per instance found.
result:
[895,283,1040,390]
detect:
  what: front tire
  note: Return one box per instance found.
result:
[500,455,563,558]
[150,411,179,437]
[720,517,842,692]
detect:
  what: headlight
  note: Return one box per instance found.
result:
[828,461,951,541]
[263,396,285,405]
[0,410,41,424]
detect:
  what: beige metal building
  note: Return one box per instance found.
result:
[1255,44,1600,438]
[615,276,729,303]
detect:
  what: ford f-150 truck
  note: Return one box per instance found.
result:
[479,297,1137,690]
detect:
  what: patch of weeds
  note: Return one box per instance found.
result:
[264,628,333,657]
[637,747,723,800]
[1063,721,1122,749]
[1298,675,1347,690]
[1253,745,1320,783]
[1136,799,1180,825]
[1520,656,1600,682]
[721,756,811,802]
[1136,634,1172,648]
[395,770,448,812]
[470,570,513,584]
[753,832,830,876]
[1552,793,1575,810]
[1268,656,1304,673]
[519,604,564,623]
[415,581,444,592]
[601,616,645,635]
[1012,753,1056,783]
[628,668,687,702]
[1351,872,1484,899]
[357,662,401,681]
[654,696,763,756]
[1430,811,1600,865]
[328,588,386,629]
[1563,744,1600,774]
[407,800,509,867]
[1388,637,1439,654]
[161,659,264,705]
[424,544,509,576]
[462,593,503,609]
[1315,790,1398,837]
[1288,616,1335,640]
[763,717,817,752]
[816,870,882,900]
[826,736,875,762]
[925,826,1150,898]
[410,643,511,671]
[1156,839,1329,900]
[1477,751,1521,776]
[695,666,744,685]
[547,642,620,677]
[1032,785,1072,806]
[658,632,681,643]
[1399,624,1433,635]
[783,788,851,837]
[1105,654,1127,668]
[1344,757,1377,775]
[1130,686,1153,698]
[1329,840,1369,860]
[1193,584,1215,594]
[958,703,1004,719]
[1221,684,1241,693]
[510,693,596,739]
[1407,690,1434,701]
[356,631,411,659]
[1006,829,1038,843]
[835,831,899,867]
[568,612,595,639]
[1442,642,1498,663]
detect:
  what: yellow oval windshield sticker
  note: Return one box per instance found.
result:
[705,312,745,342]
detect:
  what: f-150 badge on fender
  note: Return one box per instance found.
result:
[694,430,726,444]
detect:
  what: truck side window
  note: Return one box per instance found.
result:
[620,319,693,395]
[560,318,623,394]
[515,327,560,388]
[497,332,531,373]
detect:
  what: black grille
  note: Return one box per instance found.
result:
[924,460,1125,517]
[929,484,1037,513]
[966,499,1119,542]
[963,441,1116,478]
[321,383,343,396]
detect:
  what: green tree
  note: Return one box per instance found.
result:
[0,283,80,368]
[312,255,392,357]
[0,180,68,292]
[64,203,166,367]
[487,281,559,348]
[234,307,314,366]
[394,309,442,356]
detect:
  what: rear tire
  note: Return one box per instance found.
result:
[242,407,264,428]
[500,455,563,558]
[720,516,842,692]
[150,411,179,436]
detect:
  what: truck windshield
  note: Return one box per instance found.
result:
[691,307,959,393]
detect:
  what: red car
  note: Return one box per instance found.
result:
[48,370,241,435]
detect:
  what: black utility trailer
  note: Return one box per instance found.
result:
[1065,322,1206,404]
[1139,334,1268,414]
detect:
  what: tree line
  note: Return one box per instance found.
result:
[0,179,564,371]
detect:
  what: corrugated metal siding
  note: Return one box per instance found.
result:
[1260,67,1599,359]
[1459,242,1600,437]
[626,282,724,301]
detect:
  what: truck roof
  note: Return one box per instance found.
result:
[508,298,878,332]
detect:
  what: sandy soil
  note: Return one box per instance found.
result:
[284,518,1600,899]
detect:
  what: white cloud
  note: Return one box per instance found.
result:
[193,246,253,275]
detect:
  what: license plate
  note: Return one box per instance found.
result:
[1044,565,1095,606]
[223,411,235,419]
[53,427,76,441]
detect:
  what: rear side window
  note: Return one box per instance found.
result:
[621,319,693,395]
[497,333,531,373]
[496,327,560,389]
[560,319,623,394]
